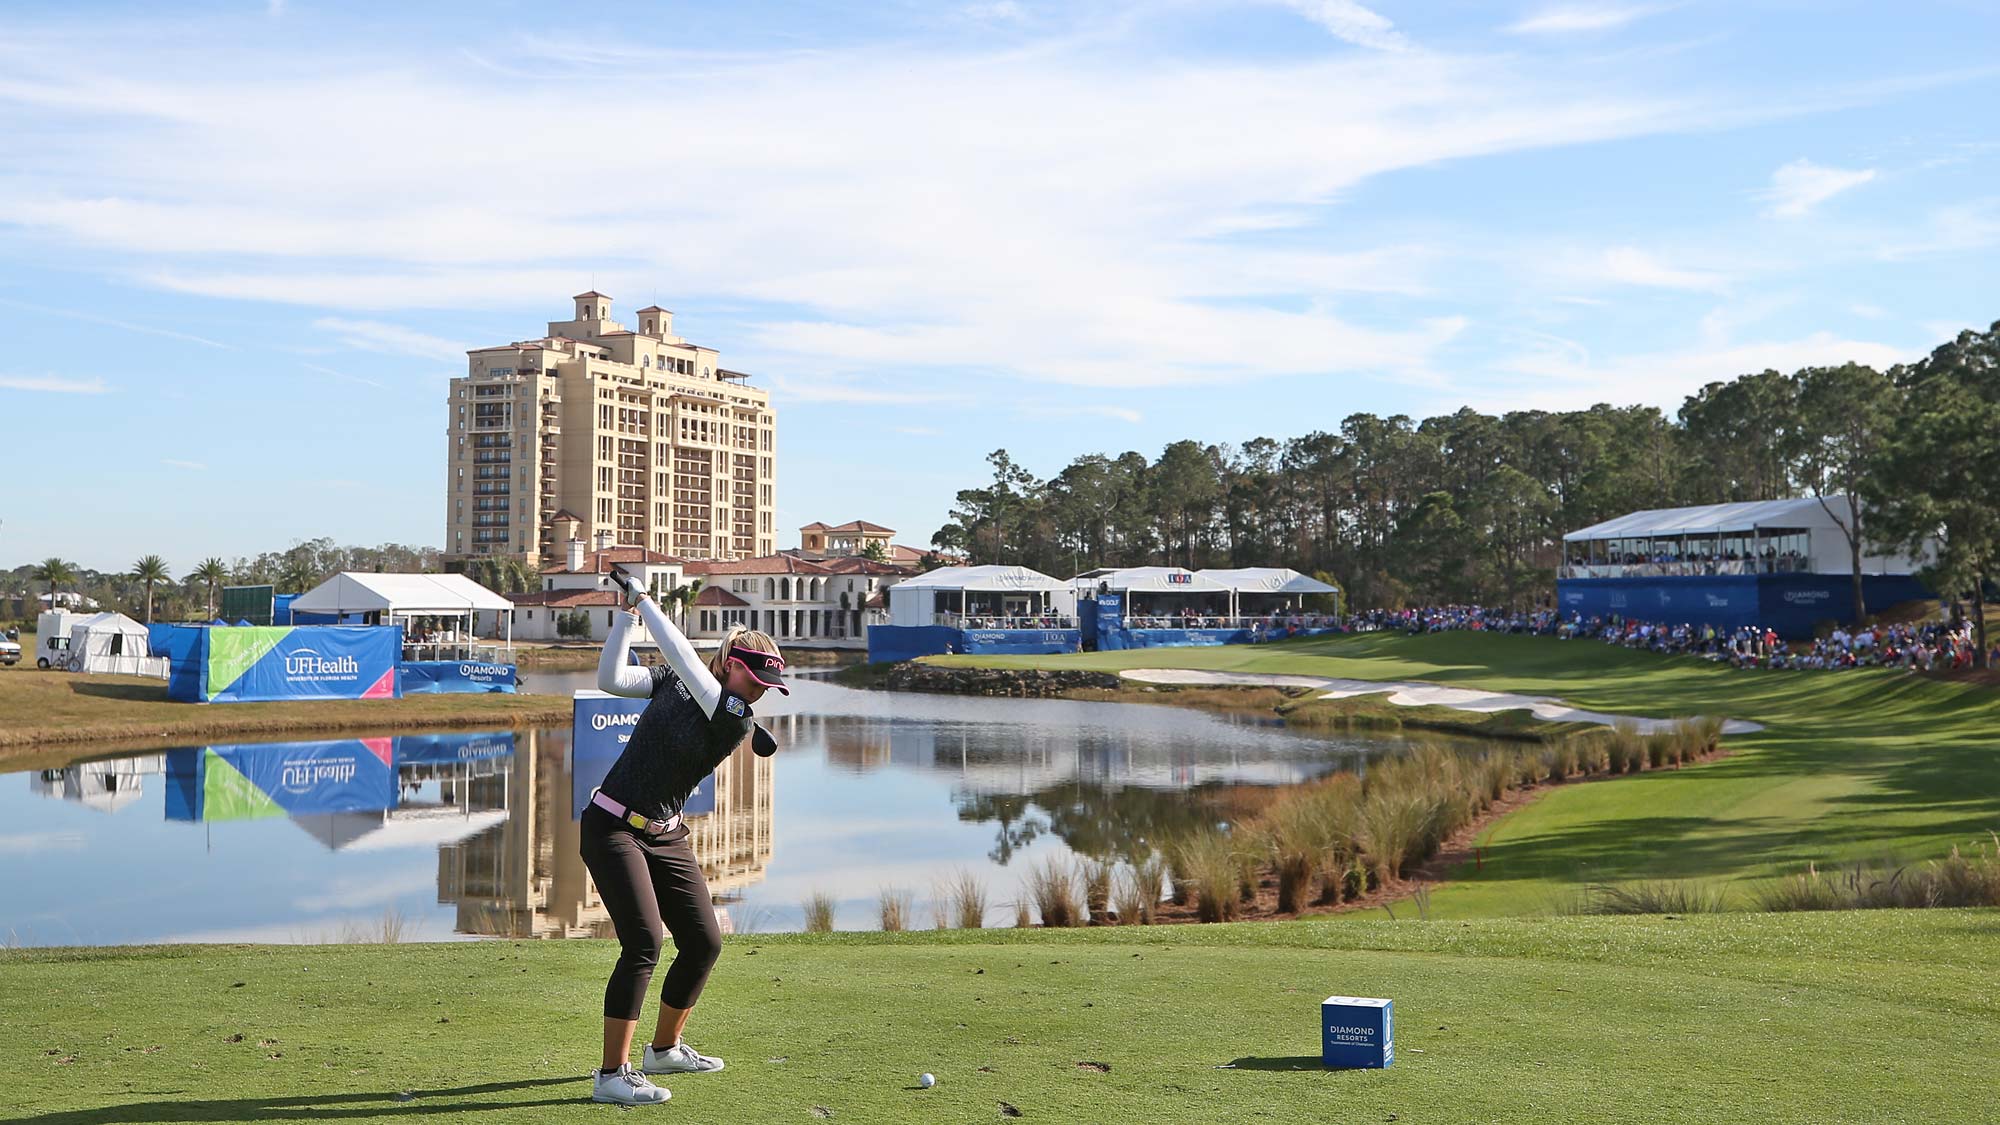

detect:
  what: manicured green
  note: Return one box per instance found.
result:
[4,911,1995,1124]
[935,632,2000,915]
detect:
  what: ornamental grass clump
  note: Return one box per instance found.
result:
[1024,856,1081,927]
[1172,830,1243,922]
[1606,719,1644,774]
[1079,858,1112,922]
[942,867,988,929]
[1584,880,1729,915]
[1260,794,1323,914]
[1357,786,1437,883]
[877,888,912,932]
[1644,729,1674,770]
[1127,854,1167,924]
[802,892,837,933]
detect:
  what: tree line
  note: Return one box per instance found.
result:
[932,321,2000,660]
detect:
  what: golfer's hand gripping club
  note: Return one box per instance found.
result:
[613,569,648,607]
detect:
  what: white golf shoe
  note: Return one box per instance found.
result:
[643,1041,726,1074]
[592,1063,671,1105]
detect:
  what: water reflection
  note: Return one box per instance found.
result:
[5,676,1419,943]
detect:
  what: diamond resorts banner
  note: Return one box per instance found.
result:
[570,690,714,820]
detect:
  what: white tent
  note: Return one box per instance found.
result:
[291,572,515,655]
[1087,566,1227,593]
[887,565,1071,627]
[67,612,166,677]
[1198,568,1339,595]
[1562,496,1928,575]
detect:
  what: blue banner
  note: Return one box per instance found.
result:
[867,625,1081,663]
[570,692,715,821]
[1097,626,1250,651]
[165,736,398,822]
[400,660,518,694]
[394,730,517,765]
[1556,573,1933,638]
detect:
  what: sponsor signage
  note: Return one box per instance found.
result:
[161,625,401,703]
[1322,996,1394,1069]
[570,691,715,821]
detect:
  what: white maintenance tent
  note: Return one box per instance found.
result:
[291,573,515,656]
[1562,496,1928,575]
[887,565,1072,627]
[67,612,167,677]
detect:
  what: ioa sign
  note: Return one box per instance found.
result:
[1166,573,1194,585]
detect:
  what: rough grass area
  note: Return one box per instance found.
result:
[929,632,2000,916]
[4,911,1994,1124]
[0,668,568,769]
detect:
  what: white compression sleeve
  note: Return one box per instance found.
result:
[636,595,722,716]
[595,609,655,698]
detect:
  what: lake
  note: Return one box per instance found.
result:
[1,672,1419,945]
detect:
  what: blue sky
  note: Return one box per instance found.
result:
[1,0,1995,574]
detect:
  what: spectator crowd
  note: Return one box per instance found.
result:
[1341,604,1992,673]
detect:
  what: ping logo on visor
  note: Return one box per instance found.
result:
[727,646,789,694]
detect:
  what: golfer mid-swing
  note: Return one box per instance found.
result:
[581,570,785,1105]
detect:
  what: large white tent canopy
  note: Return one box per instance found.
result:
[68,612,166,677]
[1198,567,1339,595]
[292,573,514,654]
[1088,566,1227,593]
[1563,495,1928,576]
[291,573,512,616]
[887,565,1070,627]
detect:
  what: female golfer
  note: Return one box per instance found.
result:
[582,570,786,1106]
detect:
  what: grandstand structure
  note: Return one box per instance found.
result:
[1557,496,1933,636]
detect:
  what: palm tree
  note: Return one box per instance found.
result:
[33,557,78,612]
[131,555,170,624]
[278,557,318,596]
[191,557,229,621]
[667,579,705,627]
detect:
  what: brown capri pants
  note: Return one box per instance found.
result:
[578,803,723,1019]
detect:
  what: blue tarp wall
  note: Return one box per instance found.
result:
[165,730,518,821]
[570,692,716,821]
[1097,626,1251,650]
[1557,573,1933,637]
[866,624,1081,663]
[400,660,517,694]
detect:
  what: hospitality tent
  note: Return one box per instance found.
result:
[887,565,1072,626]
[1083,567,1230,624]
[1198,568,1341,616]
[67,612,167,677]
[1562,496,1927,575]
[290,573,515,655]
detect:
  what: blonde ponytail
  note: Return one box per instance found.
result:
[710,625,784,680]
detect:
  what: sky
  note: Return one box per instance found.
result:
[1,0,1996,575]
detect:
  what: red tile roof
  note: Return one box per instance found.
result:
[545,547,685,575]
[693,555,836,576]
[820,557,914,576]
[798,522,830,531]
[573,291,611,300]
[635,305,671,314]
[693,586,749,607]
[824,520,895,534]
[508,589,621,608]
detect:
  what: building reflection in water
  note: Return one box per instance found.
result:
[438,728,775,939]
[33,756,164,814]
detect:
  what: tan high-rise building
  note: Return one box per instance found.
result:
[446,292,777,565]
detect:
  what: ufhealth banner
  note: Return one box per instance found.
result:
[163,625,402,703]
[570,690,714,821]
[165,737,397,822]
[400,660,518,694]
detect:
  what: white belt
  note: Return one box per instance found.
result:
[591,789,681,835]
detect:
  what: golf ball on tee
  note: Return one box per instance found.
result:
[919,1073,936,1088]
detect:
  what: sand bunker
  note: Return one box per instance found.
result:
[1117,669,1763,734]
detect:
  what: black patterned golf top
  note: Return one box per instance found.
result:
[593,596,754,825]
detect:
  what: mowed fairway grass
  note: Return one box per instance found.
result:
[933,632,2000,916]
[5,912,1997,1124]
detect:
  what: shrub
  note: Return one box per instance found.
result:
[1644,730,1674,770]
[1552,738,1581,779]
[1013,900,1032,928]
[1128,854,1167,924]
[1357,787,1435,883]
[1024,857,1081,927]
[1171,831,1243,923]
[1262,795,1323,914]
[942,867,988,929]
[1584,880,1729,915]
[1754,841,2000,912]
[1079,859,1112,922]
[802,892,836,933]
[878,888,911,932]
[1606,719,1644,774]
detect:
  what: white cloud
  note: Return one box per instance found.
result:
[1484,329,1915,412]
[0,373,109,393]
[0,296,234,350]
[0,832,85,855]
[1763,159,1876,218]
[1278,1,1411,51]
[292,869,434,913]
[161,458,207,470]
[1508,4,1665,34]
[301,362,388,390]
[1594,246,1728,291]
[313,317,468,362]
[0,24,1765,391]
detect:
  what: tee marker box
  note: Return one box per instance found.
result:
[1322,996,1393,1069]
